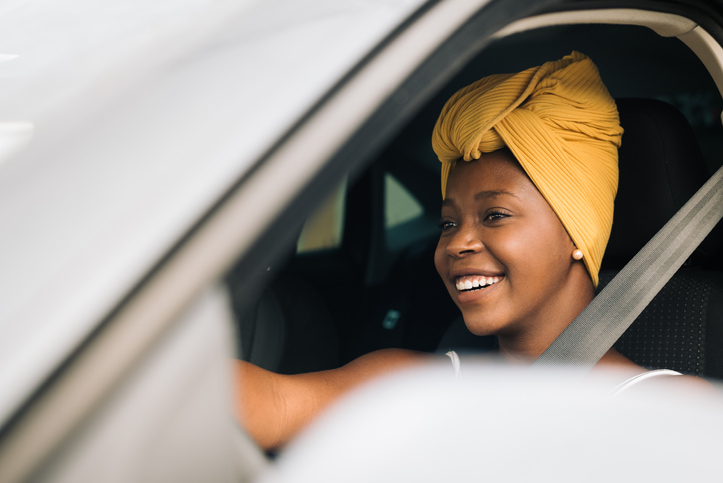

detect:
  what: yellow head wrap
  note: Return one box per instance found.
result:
[431,51,623,287]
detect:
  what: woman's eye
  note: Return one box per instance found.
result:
[438,219,457,231]
[485,211,509,222]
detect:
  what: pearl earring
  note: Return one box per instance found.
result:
[572,249,583,260]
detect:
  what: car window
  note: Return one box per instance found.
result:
[384,171,439,253]
[296,179,347,254]
[384,173,423,229]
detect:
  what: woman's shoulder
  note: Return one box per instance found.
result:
[596,348,717,395]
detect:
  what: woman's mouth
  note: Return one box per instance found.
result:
[455,275,503,292]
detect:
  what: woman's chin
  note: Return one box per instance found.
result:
[462,316,501,337]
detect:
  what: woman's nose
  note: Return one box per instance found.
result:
[445,226,484,257]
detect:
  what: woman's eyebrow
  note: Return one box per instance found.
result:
[474,189,520,201]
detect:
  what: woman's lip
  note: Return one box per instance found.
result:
[450,268,504,279]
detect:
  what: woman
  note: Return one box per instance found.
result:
[234,52,691,450]
[431,50,623,364]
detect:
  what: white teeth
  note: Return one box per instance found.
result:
[456,275,501,291]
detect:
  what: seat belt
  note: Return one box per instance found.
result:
[533,163,723,371]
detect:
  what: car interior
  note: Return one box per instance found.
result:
[225,20,723,385]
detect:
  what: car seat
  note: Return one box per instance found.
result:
[603,98,723,379]
[225,257,341,375]
[437,98,723,379]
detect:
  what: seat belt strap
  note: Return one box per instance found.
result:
[533,164,723,371]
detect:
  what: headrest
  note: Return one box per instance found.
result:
[603,98,714,268]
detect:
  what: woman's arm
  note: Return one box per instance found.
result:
[233,348,427,450]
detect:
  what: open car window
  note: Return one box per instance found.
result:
[227,7,723,377]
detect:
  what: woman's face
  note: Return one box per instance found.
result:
[434,150,585,342]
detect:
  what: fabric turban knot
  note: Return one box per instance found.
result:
[431,51,623,287]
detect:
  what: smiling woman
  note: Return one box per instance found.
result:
[435,149,594,359]
[431,51,618,360]
[233,51,696,450]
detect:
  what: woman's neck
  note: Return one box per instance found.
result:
[496,266,596,363]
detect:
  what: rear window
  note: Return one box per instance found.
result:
[296,179,347,254]
[385,173,423,229]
